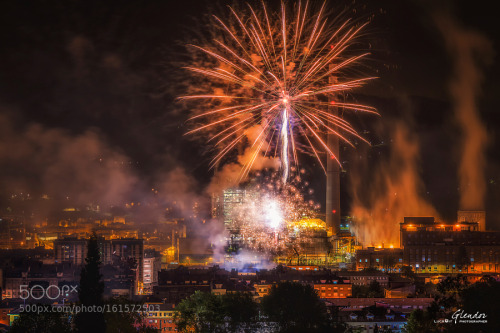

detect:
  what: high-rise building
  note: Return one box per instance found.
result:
[211,188,248,251]
[112,238,145,284]
[54,237,112,265]
[143,249,162,293]
[221,188,246,231]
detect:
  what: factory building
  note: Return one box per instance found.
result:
[400,215,500,273]
[355,248,403,272]
[278,218,332,266]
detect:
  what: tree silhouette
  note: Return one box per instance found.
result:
[10,309,71,333]
[261,282,331,333]
[367,280,384,298]
[75,232,106,332]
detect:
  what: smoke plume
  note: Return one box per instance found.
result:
[0,110,208,223]
[156,166,205,219]
[0,111,138,206]
[206,125,280,194]
[350,121,439,246]
[436,12,493,210]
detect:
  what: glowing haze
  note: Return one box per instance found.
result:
[351,123,439,246]
[436,11,493,211]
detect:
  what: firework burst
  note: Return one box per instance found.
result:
[180,1,377,182]
[228,168,320,253]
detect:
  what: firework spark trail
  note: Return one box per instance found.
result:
[280,108,289,183]
[181,1,377,182]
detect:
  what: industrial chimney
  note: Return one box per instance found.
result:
[326,72,341,235]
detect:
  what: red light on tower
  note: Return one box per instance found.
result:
[332,210,337,214]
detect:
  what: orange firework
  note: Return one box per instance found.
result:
[180,1,377,182]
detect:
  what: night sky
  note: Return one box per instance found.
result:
[1,0,499,228]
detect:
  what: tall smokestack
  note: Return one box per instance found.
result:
[326,72,340,235]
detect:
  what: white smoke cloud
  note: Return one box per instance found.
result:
[206,125,280,195]
[0,111,137,206]
[435,11,493,211]
[350,120,439,246]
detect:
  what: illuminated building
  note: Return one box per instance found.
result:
[112,238,145,291]
[145,218,186,265]
[0,217,26,249]
[2,263,80,299]
[457,210,486,231]
[278,218,332,266]
[210,280,255,296]
[53,237,145,292]
[143,303,177,332]
[401,215,500,273]
[54,237,112,265]
[219,188,247,250]
[143,249,161,294]
[355,248,403,272]
[54,238,87,265]
[254,283,273,298]
[105,280,133,298]
[339,308,407,333]
[36,232,59,249]
[339,271,390,287]
[384,281,416,298]
[253,268,353,299]
[211,188,249,252]
[154,274,211,303]
[0,300,20,326]
[162,246,176,265]
[327,297,434,313]
[331,217,359,263]
[253,279,353,299]
[221,188,246,230]
[314,279,352,298]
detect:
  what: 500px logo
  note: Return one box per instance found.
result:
[20,284,78,300]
